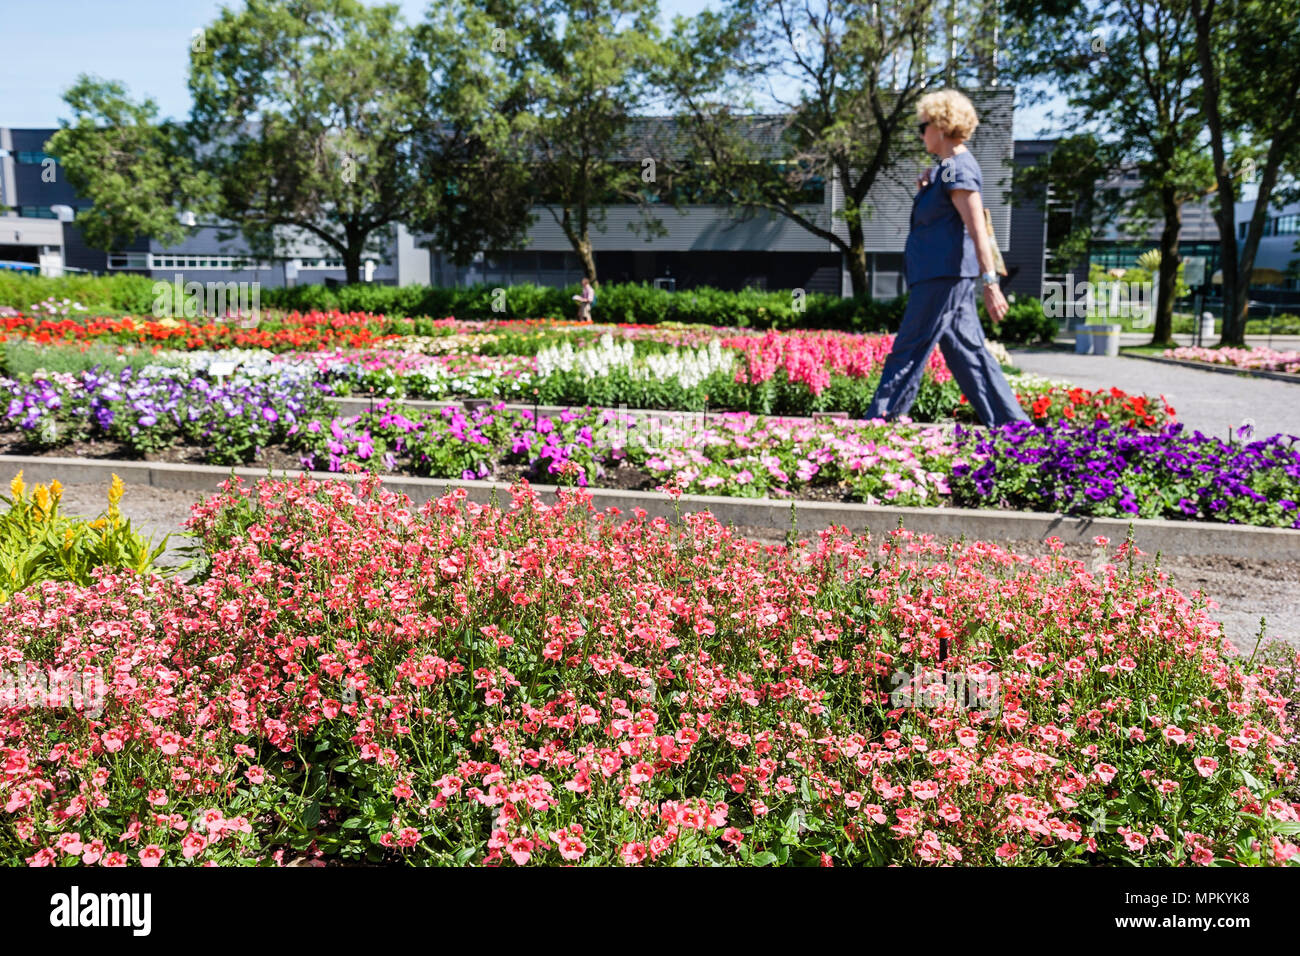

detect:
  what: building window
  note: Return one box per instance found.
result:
[15,151,56,165]
[17,206,57,219]
[147,254,269,270]
[107,252,150,269]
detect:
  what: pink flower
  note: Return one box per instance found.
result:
[181,832,208,859]
[1193,756,1219,778]
[621,842,647,866]
[721,827,745,845]
[507,837,533,865]
[1118,826,1148,853]
[139,845,164,867]
[56,832,83,855]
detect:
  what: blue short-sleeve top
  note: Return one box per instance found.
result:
[904,149,983,284]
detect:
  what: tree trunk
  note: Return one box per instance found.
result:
[343,225,365,285]
[1222,134,1288,345]
[343,246,363,285]
[846,221,870,298]
[1148,189,1182,346]
[575,237,597,285]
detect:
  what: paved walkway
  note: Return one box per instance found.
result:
[1009,348,1300,440]
[1053,333,1300,350]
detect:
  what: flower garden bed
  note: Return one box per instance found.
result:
[2,474,1297,867]
[0,310,1293,528]
[1163,346,1300,376]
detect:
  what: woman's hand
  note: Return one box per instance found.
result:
[983,282,1009,325]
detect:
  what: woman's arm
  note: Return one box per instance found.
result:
[950,188,1009,325]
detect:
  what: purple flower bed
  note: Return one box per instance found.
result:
[1,365,332,463]
[952,420,1300,528]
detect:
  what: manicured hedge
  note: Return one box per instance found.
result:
[0,271,159,315]
[2,272,1072,342]
[1,272,908,332]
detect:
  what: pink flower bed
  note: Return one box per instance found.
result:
[2,475,1296,866]
[723,330,952,396]
[1164,346,1300,374]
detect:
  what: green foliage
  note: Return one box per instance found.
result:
[46,77,216,253]
[977,295,1059,344]
[257,280,909,330]
[188,0,460,283]
[0,472,171,602]
[0,271,158,314]
[0,340,181,378]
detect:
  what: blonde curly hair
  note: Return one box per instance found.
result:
[917,89,979,142]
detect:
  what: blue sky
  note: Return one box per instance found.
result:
[2,0,1061,135]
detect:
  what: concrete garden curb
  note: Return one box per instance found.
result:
[1121,352,1300,385]
[6,454,1298,560]
[327,397,968,433]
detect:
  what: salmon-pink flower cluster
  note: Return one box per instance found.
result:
[0,473,1296,866]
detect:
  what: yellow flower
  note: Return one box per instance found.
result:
[33,484,50,521]
[9,471,25,500]
[49,479,63,502]
[63,527,75,550]
[89,518,108,530]
[108,473,125,508]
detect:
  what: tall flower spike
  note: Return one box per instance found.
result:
[108,473,126,508]
[9,471,25,500]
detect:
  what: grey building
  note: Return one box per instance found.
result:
[429,87,1016,299]
[3,88,1015,298]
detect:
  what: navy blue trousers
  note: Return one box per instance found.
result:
[866,277,1029,426]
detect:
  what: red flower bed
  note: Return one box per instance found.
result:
[1,476,1296,866]
[0,310,402,352]
[990,384,1176,430]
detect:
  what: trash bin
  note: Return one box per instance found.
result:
[1091,324,1121,357]
[1199,312,1215,341]
[1074,326,1093,354]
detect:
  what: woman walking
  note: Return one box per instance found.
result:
[573,277,595,323]
[866,89,1028,426]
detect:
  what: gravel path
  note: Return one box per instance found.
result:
[63,480,1299,655]
[1009,348,1300,440]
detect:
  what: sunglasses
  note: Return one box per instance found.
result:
[918,120,931,137]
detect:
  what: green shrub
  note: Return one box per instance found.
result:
[0,471,171,602]
[0,339,181,378]
[978,295,1059,344]
[0,271,158,314]
[4,273,917,331]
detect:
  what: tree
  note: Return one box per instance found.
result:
[408,2,538,267]
[1010,133,1126,278]
[465,0,668,284]
[662,0,1000,298]
[1004,0,1212,346]
[45,76,216,253]
[1190,0,1300,346]
[187,0,444,284]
